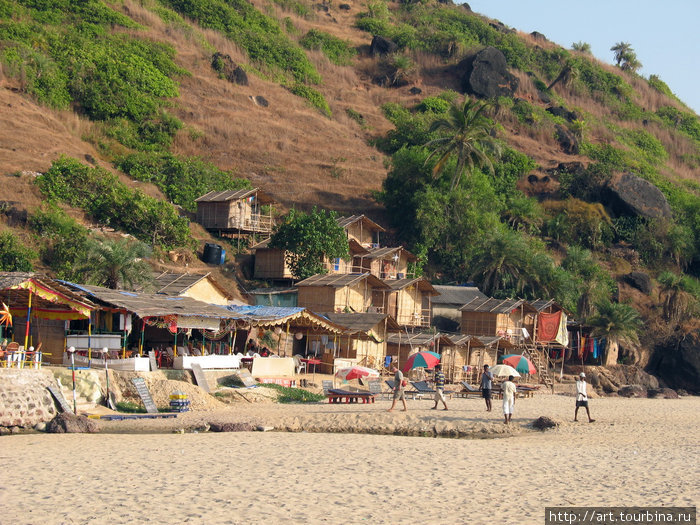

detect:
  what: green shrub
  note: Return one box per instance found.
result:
[0,231,35,272]
[619,129,667,165]
[28,206,91,280]
[257,383,325,403]
[345,108,366,126]
[299,29,356,66]
[657,106,700,143]
[37,157,192,249]
[647,74,674,97]
[115,152,251,212]
[416,96,450,114]
[287,83,331,116]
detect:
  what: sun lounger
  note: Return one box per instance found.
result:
[452,381,483,398]
[409,381,456,399]
[326,388,376,404]
[368,379,391,400]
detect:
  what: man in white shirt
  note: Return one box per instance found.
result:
[501,375,517,424]
[574,372,595,423]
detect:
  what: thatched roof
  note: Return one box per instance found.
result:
[195,188,276,205]
[336,214,385,233]
[321,312,401,334]
[382,277,438,295]
[432,285,487,306]
[386,331,452,347]
[458,297,536,313]
[296,273,390,290]
[364,246,417,262]
[224,305,344,332]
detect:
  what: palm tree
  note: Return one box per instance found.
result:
[587,300,642,366]
[571,41,591,54]
[424,98,501,190]
[469,229,530,297]
[610,42,632,67]
[657,271,694,324]
[78,237,153,290]
[548,60,579,90]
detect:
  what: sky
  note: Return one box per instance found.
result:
[464,0,700,114]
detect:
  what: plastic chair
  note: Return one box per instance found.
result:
[5,342,20,368]
[293,355,306,374]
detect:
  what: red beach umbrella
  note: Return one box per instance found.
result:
[401,351,441,373]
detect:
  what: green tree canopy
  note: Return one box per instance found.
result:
[268,207,349,280]
[0,231,35,272]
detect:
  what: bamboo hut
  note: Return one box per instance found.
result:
[442,334,515,384]
[136,272,237,306]
[352,246,417,279]
[385,331,453,370]
[314,312,401,371]
[296,273,390,313]
[336,214,385,247]
[377,278,438,328]
[195,188,276,237]
[459,298,537,341]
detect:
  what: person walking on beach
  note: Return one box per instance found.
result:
[431,364,448,410]
[481,364,494,412]
[387,365,407,412]
[501,375,517,424]
[574,372,595,423]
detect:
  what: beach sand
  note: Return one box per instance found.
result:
[1,394,698,524]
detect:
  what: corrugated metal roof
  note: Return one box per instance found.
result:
[296,273,390,289]
[432,285,488,305]
[458,297,535,313]
[444,334,486,347]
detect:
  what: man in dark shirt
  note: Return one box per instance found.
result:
[387,365,407,412]
[431,363,448,410]
[481,364,494,412]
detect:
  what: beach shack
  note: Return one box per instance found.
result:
[378,278,438,328]
[296,273,390,313]
[251,237,294,280]
[0,273,95,365]
[352,246,417,279]
[195,188,276,238]
[441,334,515,383]
[336,214,385,248]
[385,331,453,370]
[314,312,401,372]
[459,297,537,341]
[431,285,488,332]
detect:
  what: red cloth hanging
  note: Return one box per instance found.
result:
[537,311,561,342]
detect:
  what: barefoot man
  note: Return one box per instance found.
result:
[431,363,448,410]
[574,372,595,423]
[481,364,494,412]
[387,365,407,412]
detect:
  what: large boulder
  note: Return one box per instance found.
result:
[211,52,249,86]
[547,105,579,122]
[457,46,519,99]
[623,271,653,295]
[370,35,397,56]
[46,412,99,433]
[604,172,672,219]
[647,387,679,399]
[555,125,579,154]
[617,384,647,398]
[648,331,700,393]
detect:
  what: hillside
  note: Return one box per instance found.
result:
[1,0,700,369]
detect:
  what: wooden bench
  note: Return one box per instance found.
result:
[326,389,376,404]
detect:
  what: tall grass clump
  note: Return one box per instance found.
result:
[299,29,356,66]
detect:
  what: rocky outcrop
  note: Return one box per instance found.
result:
[647,388,679,399]
[604,172,672,219]
[209,421,255,432]
[457,47,519,99]
[555,124,579,154]
[531,416,558,430]
[211,52,249,86]
[623,271,653,295]
[46,412,99,433]
[588,365,659,394]
[530,31,547,43]
[547,105,579,122]
[648,331,700,393]
[370,35,397,56]
[617,384,647,398]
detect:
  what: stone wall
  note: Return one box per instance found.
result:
[0,369,58,429]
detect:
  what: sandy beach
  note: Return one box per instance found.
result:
[1,394,698,525]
